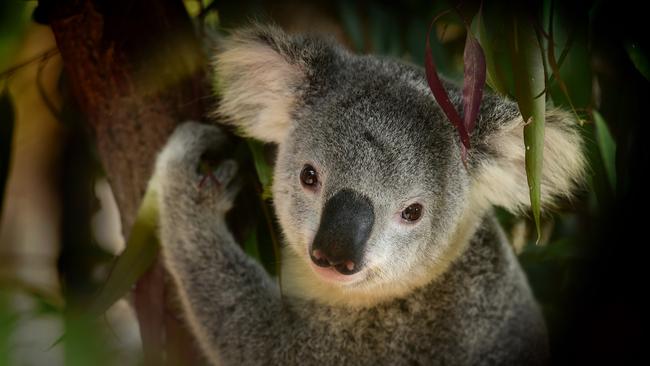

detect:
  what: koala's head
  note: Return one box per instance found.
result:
[215,25,585,305]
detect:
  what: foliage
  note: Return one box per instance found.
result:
[0,2,32,70]
[0,90,13,218]
[86,187,160,320]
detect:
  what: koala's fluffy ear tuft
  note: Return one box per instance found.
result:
[214,25,312,144]
[471,102,587,213]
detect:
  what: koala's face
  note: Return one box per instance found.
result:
[216,26,584,302]
[271,58,470,293]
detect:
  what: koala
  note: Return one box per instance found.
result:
[153,25,585,365]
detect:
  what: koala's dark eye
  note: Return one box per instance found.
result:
[300,165,319,187]
[401,203,423,222]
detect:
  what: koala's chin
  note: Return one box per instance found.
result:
[155,24,586,365]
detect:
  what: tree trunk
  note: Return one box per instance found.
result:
[45,0,208,364]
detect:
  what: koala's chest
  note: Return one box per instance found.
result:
[289,299,483,364]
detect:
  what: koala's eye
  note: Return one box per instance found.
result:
[401,203,423,222]
[300,165,319,188]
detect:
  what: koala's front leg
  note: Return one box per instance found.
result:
[154,122,285,365]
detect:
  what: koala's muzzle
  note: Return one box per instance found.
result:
[310,189,374,275]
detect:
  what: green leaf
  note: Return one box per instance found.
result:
[592,110,616,190]
[510,16,546,242]
[246,139,282,277]
[86,185,160,318]
[0,1,29,69]
[50,185,160,349]
[1,291,17,366]
[625,41,650,81]
[472,7,509,95]
[247,139,273,199]
[243,228,261,261]
[0,88,14,217]
[477,2,517,97]
[544,2,591,120]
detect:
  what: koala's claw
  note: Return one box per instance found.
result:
[197,159,238,191]
[194,159,240,213]
[198,159,222,190]
[198,172,221,190]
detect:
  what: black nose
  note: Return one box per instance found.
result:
[310,189,374,275]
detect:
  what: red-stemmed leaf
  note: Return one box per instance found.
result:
[425,12,488,165]
[425,15,470,156]
[462,31,487,133]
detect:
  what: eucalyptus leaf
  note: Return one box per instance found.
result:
[247,139,273,199]
[50,185,160,349]
[425,13,470,161]
[0,1,28,68]
[462,30,487,133]
[592,110,616,191]
[510,16,546,242]
[545,3,590,120]
[1,291,18,366]
[625,41,650,81]
[472,7,508,95]
[86,186,160,318]
[243,228,261,261]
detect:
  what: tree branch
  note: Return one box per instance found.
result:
[46,0,210,364]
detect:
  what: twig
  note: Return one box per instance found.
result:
[36,54,62,120]
[0,47,59,80]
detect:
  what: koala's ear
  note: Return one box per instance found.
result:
[470,97,586,212]
[214,25,311,144]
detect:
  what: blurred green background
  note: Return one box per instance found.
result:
[1,0,647,365]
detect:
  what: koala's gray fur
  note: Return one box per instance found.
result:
[154,25,585,365]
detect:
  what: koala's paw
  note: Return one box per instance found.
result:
[155,121,240,216]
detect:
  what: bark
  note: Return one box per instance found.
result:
[46,0,208,364]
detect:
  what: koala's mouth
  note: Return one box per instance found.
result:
[309,260,366,283]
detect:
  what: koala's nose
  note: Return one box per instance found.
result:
[310,189,374,275]
[310,249,357,274]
